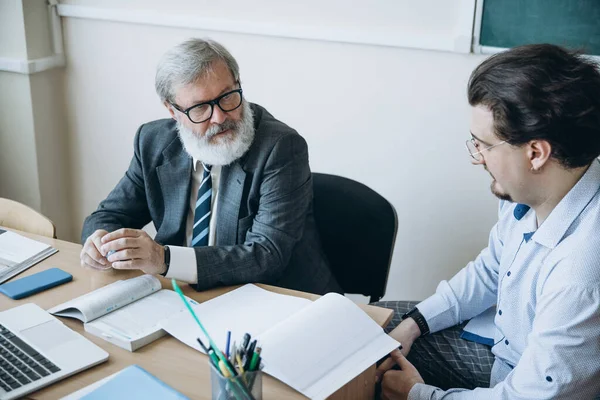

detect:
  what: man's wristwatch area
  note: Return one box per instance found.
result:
[401,307,430,337]
[160,245,171,276]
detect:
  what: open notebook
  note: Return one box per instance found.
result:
[48,275,191,351]
[0,228,57,284]
[160,284,399,400]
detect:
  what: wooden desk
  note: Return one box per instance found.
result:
[0,230,394,399]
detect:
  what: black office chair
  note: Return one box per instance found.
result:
[312,173,398,303]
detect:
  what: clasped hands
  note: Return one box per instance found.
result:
[80,228,166,275]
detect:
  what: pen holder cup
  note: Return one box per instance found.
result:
[209,361,263,400]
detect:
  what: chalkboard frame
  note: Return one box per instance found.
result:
[472,0,600,58]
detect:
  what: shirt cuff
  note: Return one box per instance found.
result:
[164,246,198,283]
[408,383,441,400]
[416,288,456,334]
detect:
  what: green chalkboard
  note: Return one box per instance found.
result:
[480,0,600,56]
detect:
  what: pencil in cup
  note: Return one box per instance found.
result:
[209,360,263,400]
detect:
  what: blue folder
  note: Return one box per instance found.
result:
[82,365,189,400]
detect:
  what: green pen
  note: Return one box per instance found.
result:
[172,280,255,400]
[196,337,220,370]
[249,348,261,371]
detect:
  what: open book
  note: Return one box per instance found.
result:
[48,275,190,352]
[160,284,399,400]
[0,228,58,284]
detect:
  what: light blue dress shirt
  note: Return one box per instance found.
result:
[411,159,600,399]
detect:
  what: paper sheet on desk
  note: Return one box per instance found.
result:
[159,284,312,353]
[257,293,399,400]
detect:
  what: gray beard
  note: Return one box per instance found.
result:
[176,101,254,166]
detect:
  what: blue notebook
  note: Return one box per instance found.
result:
[82,365,189,400]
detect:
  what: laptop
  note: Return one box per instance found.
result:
[0,303,108,400]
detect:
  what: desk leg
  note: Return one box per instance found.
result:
[327,364,375,400]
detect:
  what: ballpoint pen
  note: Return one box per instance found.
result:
[236,353,246,375]
[241,333,251,354]
[235,352,249,386]
[247,347,262,391]
[244,340,257,371]
[225,330,231,358]
[249,347,261,371]
[219,360,232,378]
[197,337,220,370]
[172,280,233,373]
[230,341,237,365]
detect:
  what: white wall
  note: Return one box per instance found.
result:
[0,0,73,239]
[56,1,498,300]
[0,1,42,211]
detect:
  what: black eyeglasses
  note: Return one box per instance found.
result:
[170,86,243,124]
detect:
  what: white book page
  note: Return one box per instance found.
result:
[48,275,161,322]
[0,230,51,265]
[160,284,311,353]
[257,293,399,400]
[303,333,399,400]
[86,289,188,340]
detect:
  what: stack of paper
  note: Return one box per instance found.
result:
[0,229,57,284]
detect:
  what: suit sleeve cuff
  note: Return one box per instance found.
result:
[164,246,198,284]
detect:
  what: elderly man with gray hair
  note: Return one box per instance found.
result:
[80,38,341,295]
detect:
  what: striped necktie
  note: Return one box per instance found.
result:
[192,164,212,247]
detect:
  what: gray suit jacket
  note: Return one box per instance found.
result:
[82,103,341,295]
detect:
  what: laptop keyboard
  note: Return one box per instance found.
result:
[0,324,61,393]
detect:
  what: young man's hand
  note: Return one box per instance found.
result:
[376,317,422,381]
[380,350,425,400]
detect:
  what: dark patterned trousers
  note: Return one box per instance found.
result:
[372,301,495,390]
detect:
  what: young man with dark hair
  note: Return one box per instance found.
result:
[375,44,600,399]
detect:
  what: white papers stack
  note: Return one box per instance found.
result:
[160,284,399,400]
[0,228,57,284]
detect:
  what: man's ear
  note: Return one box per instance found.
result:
[164,101,177,120]
[528,140,552,172]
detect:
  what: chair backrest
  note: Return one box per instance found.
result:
[0,198,56,238]
[312,173,397,302]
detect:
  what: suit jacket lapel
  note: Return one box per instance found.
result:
[217,162,246,245]
[156,138,192,245]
